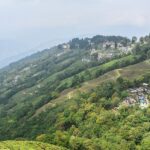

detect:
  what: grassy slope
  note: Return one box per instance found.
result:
[0,55,134,113]
[34,59,150,116]
[13,55,134,102]
[0,141,67,150]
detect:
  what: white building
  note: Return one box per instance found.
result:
[62,44,70,49]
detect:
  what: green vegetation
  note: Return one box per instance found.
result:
[2,74,149,150]
[0,141,67,150]
[0,34,150,149]
[33,59,150,117]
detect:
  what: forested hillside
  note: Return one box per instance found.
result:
[0,35,150,150]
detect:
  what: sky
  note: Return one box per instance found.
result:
[0,0,150,67]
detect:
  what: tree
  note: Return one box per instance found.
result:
[36,134,47,142]
[144,35,150,42]
[54,131,70,147]
[98,82,114,98]
[121,39,128,47]
[140,37,144,44]
[141,134,150,150]
[85,70,92,80]
[132,36,137,44]
[71,75,83,87]
[69,136,84,150]
[115,42,118,49]
[147,50,150,59]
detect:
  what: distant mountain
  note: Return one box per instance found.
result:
[0,49,40,69]
[0,38,68,69]
[0,39,28,68]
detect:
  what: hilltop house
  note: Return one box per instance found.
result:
[90,49,97,55]
[89,48,114,62]
[97,53,113,61]
[82,57,91,63]
[62,44,70,49]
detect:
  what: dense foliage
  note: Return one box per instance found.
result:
[1,75,149,149]
[68,35,130,49]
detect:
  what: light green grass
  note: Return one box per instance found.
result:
[0,141,67,150]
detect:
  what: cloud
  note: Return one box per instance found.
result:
[0,0,150,61]
[0,0,150,31]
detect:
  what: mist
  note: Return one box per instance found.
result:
[0,0,150,67]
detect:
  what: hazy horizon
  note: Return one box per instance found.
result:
[0,0,150,67]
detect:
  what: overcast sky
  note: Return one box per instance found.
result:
[0,0,150,64]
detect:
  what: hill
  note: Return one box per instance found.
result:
[0,34,150,149]
[33,59,150,116]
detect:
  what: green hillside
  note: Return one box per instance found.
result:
[0,35,150,149]
[0,141,67,150]
[34,59,150,116]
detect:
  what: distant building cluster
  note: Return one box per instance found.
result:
[62,44,70,49]
[56,39,133,63]
[122,83,150,109]
[102,41,116,49]
[82,41,132,63]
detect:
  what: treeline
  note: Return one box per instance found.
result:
[68,35,130,50]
